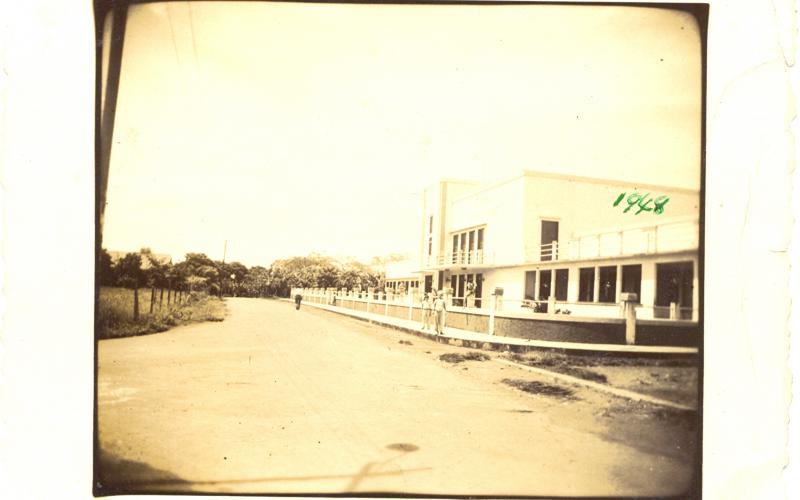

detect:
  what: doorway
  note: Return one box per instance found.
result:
[541,220,559,260]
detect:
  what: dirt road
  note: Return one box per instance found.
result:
[97,297,697,496]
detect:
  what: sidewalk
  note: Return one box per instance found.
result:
[292,299,698,357]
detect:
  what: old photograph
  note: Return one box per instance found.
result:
[95,1,705,497]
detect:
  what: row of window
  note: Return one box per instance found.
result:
[524,264,643,303]
[448,272,484,306]
[386,280,420,291]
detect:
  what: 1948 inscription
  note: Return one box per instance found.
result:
[613,192,669,215]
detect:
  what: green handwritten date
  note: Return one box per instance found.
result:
[613,192,669,215]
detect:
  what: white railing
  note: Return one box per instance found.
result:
[524,219,699,264]
[425,249,488,267]
[291,288,696,323]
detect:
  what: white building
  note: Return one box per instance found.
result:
[408,170,699,321]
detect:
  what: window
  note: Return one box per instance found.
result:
[555,269,569,301]
[475,273,483,308]
[541,220,559,261]
[598,266,617,303]
[622,264,642,302]
[450,226,486,264]
[655,261,694,319]
[524,271,537,300]
[579,267,594,302]
[538,270,551,300]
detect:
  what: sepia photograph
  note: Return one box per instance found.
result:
[94,1,705,497]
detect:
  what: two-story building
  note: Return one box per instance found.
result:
[413,170,700,321]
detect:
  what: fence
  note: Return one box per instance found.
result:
[291,287,698,347]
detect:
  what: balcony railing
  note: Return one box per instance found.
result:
[524,219,699,264]
[425,249,488,268]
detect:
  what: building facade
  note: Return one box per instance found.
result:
[409,170,700,321]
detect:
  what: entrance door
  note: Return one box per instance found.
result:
[424,275,433,293]
[655,262,693,319]
[541,220,559,261]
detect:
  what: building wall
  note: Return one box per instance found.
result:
[522,173,700,260]
[420,179,479,281]
[448,175,526,265]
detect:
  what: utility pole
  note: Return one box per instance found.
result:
[220,240,227,298]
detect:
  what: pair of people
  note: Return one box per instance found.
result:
[421,291,446,335]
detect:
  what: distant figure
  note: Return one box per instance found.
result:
[432,290,447,335]
[465,281,476,308]
[294,293,302,310]
[421,292,432,330]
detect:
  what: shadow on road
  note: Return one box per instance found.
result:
[95,448,189,495]
[95,447,432,495]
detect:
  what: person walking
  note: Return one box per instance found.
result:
[294,292,303,310]
[433,290,447,335]
[421,292,432,330]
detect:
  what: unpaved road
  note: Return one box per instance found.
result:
[97,297,697,496]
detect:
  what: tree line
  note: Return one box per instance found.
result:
[98,249,390,315]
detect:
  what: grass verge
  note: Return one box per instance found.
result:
[97,287,227,340]
[439,351,491,363]
[501,378,577,399]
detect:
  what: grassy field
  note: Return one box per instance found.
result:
[97,287,227,339]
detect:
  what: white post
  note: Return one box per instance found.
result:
[551,239,558,260]
[615,265,622,303]
[669,302,678,320]
[366,289,371,314]
[593,266,600,302]
[408,290,413,321]
[625,300,637,344]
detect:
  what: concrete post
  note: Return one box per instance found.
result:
[621,292,638,344]
[552,239,558,260]
[615,265,622,303]
[408,291,413,321]
[593,266,600,302]
[669,302,678,320]
[548,294,556,314]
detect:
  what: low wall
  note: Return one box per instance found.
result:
[635,321,700,347]
[297,294,699,347]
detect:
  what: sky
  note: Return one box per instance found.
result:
[101,2,702,267]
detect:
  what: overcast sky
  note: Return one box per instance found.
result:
[101,2,701,267]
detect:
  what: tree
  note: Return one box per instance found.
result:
[115,252,144,320]
[225,262,249,296]
[239,265,271,297]
[180,253,219,293]
[98,248,114,286]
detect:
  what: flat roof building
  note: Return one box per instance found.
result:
[410,170,700,321]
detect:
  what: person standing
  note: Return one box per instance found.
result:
[421,292,432,330]
[465,281,476,308]
[433,290,447,335]
[294,292,303,310]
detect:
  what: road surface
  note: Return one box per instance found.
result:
[97,297,695,496]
